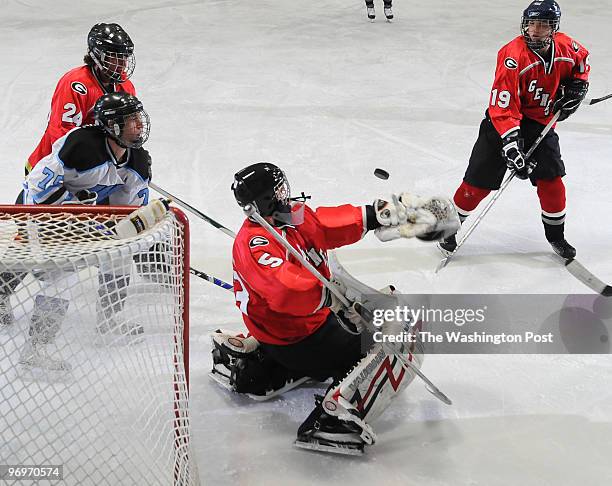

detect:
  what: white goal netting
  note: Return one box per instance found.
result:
[0,205,199,485]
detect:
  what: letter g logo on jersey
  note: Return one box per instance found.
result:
[504,57,518,70]
[249,236,269,248]
[71,82,88,95]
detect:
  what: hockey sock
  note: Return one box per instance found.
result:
[537,177,566,241]
[453,181,491,222]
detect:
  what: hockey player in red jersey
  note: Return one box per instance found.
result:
[439,0,589,260]
[24,23,137,177]
[210,162,460,454]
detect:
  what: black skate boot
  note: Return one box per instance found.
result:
[437,233,457,256]
[294,395,366,455]
[543,221,576,260]
[549,239,576,260]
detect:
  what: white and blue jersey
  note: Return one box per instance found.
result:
[23,126,150,206]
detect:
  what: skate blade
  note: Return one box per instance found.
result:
[294,438,364,456]
[208,370,235,392]
[247,376,311,401]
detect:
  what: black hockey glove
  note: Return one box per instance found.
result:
[552,79,589,121]
[501,131,535,180]
[63,189,98,205]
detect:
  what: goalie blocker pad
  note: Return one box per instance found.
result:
[209,330,310,401]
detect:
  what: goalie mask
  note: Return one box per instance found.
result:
[232,163,309,226]
[521,0,561,50]
[87,23,135,83]
[94,93,150,149]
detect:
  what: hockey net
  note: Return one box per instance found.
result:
[0,205,199,485]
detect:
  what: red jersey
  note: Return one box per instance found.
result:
[232,204,367,345]
[27,65,136,172]
[488,33,590,138]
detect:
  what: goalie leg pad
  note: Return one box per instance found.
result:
[319,342,423,439]
[210,330,309,400]
[19,295,72,373]
[28,295,69,345]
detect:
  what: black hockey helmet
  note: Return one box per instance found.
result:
[87,23,135,82]
[521,0,561,49]
[94,92,150,149]
[232,163,308,226]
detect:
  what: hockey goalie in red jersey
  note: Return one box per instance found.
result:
[24,23,137,176]
[439,0,589,260]
[209,162,460,454]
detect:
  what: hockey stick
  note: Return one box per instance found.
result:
[189,267,233,290]
[149,181,236,238]
[244,204,453,405]
[586,93,612,105]
[436,111,562,273]
[565,259,612,297]
[148,182,236,289]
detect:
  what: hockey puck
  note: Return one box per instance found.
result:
[374,168,389,180]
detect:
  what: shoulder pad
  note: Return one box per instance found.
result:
[58,127,107,171]
[128,148,152,180]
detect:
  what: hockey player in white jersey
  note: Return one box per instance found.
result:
[22,92,151,206]
[2,92,152,373]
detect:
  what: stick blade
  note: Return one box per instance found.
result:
[565,258,611,296]
[587,93,612,105]
[425,385,453,405]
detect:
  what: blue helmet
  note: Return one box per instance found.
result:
[521,0,561,49]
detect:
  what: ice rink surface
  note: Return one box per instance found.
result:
[1,0,611,484]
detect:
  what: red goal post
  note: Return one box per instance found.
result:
[0,204,199,485]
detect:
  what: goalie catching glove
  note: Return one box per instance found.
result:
[373,193,460,242]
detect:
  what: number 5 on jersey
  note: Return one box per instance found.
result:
[257,253,283,268]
